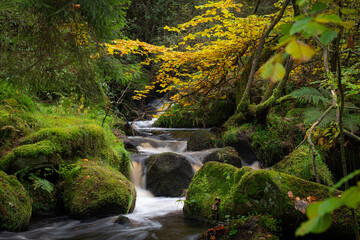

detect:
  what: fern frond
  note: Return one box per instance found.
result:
[289,87,331,107]
[304,107,336,128]
[29,174,54,194]
[343,113,360,132]
[33,178,54,194]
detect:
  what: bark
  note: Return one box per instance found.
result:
[237,0,291,113]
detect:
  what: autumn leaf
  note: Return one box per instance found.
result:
[259,53,285,82]
[285,40,315,63]
[287,191,294,198]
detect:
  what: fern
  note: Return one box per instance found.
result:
[289,87,331,107]
[343,113,360,132]
[304,107,336,128]
[29,173,54,194]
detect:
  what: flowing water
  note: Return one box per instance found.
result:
[0,118,212,240]
[1,109,260,240]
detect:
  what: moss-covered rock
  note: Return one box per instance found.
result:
[0,124,130,177]
[202,147,242,168]
[63,161,136,218]
[231,170,356,238]
[0,171,32,232]
[145,152,194,197]
[271,146,333,186]
[187,130,217,151]
[197,215,281,240]
[184,162,356,239]
[183,162,253,222]
[223,111,304,167]
[222,128,258,164]
[154,101,235,128]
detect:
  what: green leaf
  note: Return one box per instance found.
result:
[330,169,360,193]
[303,22,328,36]
[317,198,342,215]
[306,202,321,219]
[315,14,342,24]
[279,23,293,35]
[311,2,328,12]
[296,213,332,236]
[290,17,312,34]
[285,40,316,62]
[274,35,295,49]
[342,185,360,208]
[296,0,308,7]
[320,30,338,46]
[340,8,356,14]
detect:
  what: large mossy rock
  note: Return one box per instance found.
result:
[183,162,253,221]
[63,161,136,218]
[201,147,242,168]
[145,152,194,197]
[271,146,333,186]
[0,124,130,177]
[184,162,356,239]
[0,171,32,232]
[187,130,217,151]
[223,112,304,167]
[154,101,235,128]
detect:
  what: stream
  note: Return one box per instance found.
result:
[0,117,214,240]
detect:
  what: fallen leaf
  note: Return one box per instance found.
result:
[288,191,294,198]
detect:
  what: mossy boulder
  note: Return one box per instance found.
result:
[154,101,235,128]
[0,124,130,177]
[231,170,356,238]
[183,162,253,222]
[201,147,242,168]
[0,140,58,175]
[223,112,304,167]
[222,128,258,164]
[63,161,136,218]
[0,171,32,232]
[184,162,356,239]
[187,130,217,151]
[271,146,333,186]
[145,152,194,197]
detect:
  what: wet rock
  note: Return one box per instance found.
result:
[222,130,258,164]
[201,147,242,168]
[187,130,217,151]
[63,161,136,218]
[145,152,194,197]
[114,215,131,225]
[0,171,32,232]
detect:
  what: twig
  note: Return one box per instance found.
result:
[307,105,336,184]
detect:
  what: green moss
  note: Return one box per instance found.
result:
[0,140,57,174]
[185,163,354,237]
[187,130,217,151]
[0,124,130,177]
[223,111,304,167]
[154,101,235,128]
[271,145,334,186]
[0,171,32,231]
[231,170,342,230]
[63,161,136,218]
[184,162,253,222]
